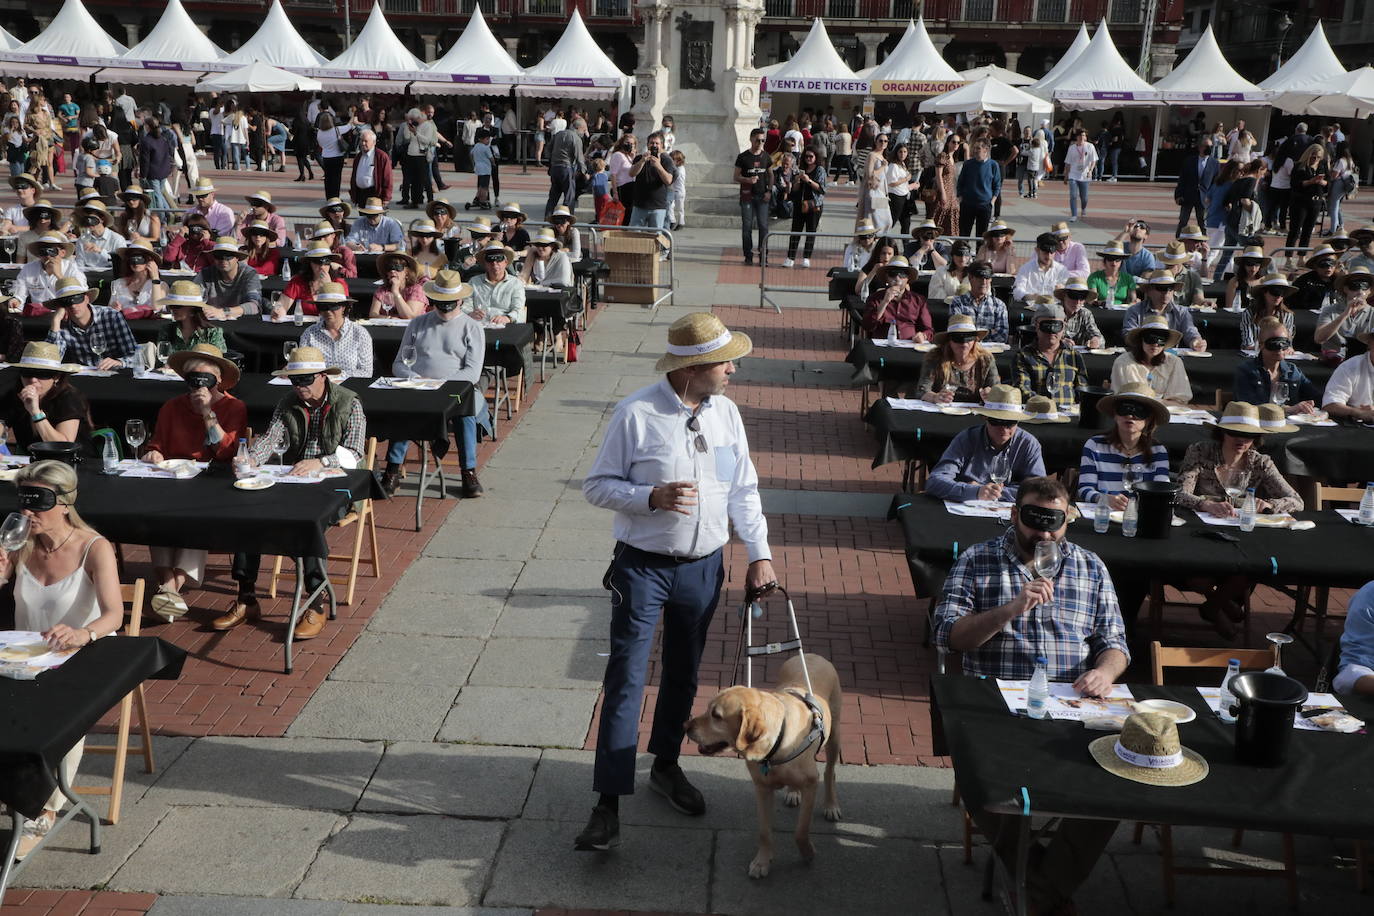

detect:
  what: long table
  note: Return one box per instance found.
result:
[931,674,1374,915]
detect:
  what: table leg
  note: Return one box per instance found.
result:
[0,757,105,898]
[56,764,100,855]
[283,559,339,675]
[0,815,21,900]
[1011,815,1031,916]
[413,441,450,532]
[539,318,551,383]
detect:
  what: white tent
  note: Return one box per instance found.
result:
[1269,66,1374,120]
[1027,22,1091,99]
[221,0,328,68]
[325,2,423,74]
[919,76,1052,115]
[0,25,23,51]
[761,19,865,95]
[106,0,227,86]
[0,0,127,77]
[867,18,962,95]
[428,7,522,92]
[517,10,630,101]
[1260,21,1347,95]
[1153,26,1266,102]
[197,61,321,94]
[959,65,1033,87]
[1035,21,1160,108]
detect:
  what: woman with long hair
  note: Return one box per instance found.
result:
[1077,382,1171,509]
[5,114,26,178]
[247,107,267,171]
[928,241,973,300]
[976,220,1017,274]
[547,205,582,261]
[930,139,959,236]
[265,113,287,172]
[914,313,998,402]
[885,143,916,236]
[1327,141,1355,233]
[608,134,637,225]
[407,219,446,280]
[1,342,93,452]
[274,246,338,319]
[1110,315,1192,405]
[157,282,227,353]
[1224,246,1269,313]
[242,221,282,277]
[783,148,827,267]
[226,100,249,171]
[1286,144,1328,258]
[368,251,427,319]
[113,184,160,244]
[861,133,890,231]
[108,240,166,319]
[832,121,854,184]
[1239,273,1296,350]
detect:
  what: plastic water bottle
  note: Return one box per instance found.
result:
[281,258,291,282]
[1121,494,1138,538]
[101,434,118,474]
[1239,487,1257,532]
[1217,658,1241,724]
[1358,483,1374,526]
[886,320,898,345]
[1027,656,1050,720]
[293,301,304,327]
[1094,493,1111,534]
[232,438,253,479]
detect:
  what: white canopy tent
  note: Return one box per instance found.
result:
[1269,66,1374,121]
[1035,21,1160,109]
[517,10,631,104]
[105,0,227,86]
[919,76,1052,116]
[1026,22,1091,100]
[0,0,127,78]
[761,19,865,95]
[196,61,321,94]
[1152,25,1270,172]
[959,65,1033,87]
[313,1,425,90]
[866,18,962,96]
[427,7,523,93]
[1260,21,1347,96]
[221,0,328,69]
[0,26,22,51]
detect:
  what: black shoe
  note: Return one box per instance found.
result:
[380,463,402,497]
[574,804,619,851]
[744,253,753,265]
[461,469,484,499]
[649,762,705,816]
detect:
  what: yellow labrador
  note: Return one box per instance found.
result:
[685,653,842,877]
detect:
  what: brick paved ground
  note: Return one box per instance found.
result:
[0,890,155,916]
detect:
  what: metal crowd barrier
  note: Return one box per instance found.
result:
[758,230,857,314]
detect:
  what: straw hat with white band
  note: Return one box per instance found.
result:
[912,218,939,237]
[1177,223,1206,241]
[320,197,352,218]
[8,172,39,191]
[479,242,517,264]
[1327,226,1352,246]
[1304,245,1339,268]
[496,201,527,222]
[1089,712,1208,787]
[530,227,561,249]
[23,200,60,225]
[548,205,576,224]
[876,255,919,285]
[246,190,276,211]
[359,197,387,216]
[1021,395,1071,424]
[302,241,342,262]
[310,281,355,308]
[26,231,73,260]
[1209,401,1265,435]
[1256,403,1299,434]
[167,342,241,389]
[1049,220,1073,238]
[466,216,496,238]
[1140,268,1180,289]
[1158,241,1190,265]
[76,187,101,206]
[853,219,877,237]
[423,269,473,303]
[210,236,247,259]
[933,313,989,346]
[115,239,162,268]
[43,275,98,306]
[1254,273,1297,297]
[310,220,339,240]
[119,184,151,204]
[1054,277,1095,303]
[163,280,209,309]
[1097,240,1128,259]
[427,198,458,222]
[1096,381,1169,427]
[190,177,216,197]
[1126,313,1183,349]
[1338,266,1374,292]
[654,312,753,373]
[273,346,342,379]
[378,251,419,275]
[984,219,1014,236]
[972,385,1031,422]
[76,199,113,226]
[1234,245,1271,266]
[1350,224,1374,242]
[15,341,80,375]
[408,219,441,237]
[243,220,279,244]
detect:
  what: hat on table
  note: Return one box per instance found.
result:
[1304,246,1338,267]
[426,198,458,221]
[1096,381,1169,427]
[310,281,354,310]
[163,280,208,309]
[654,312,753,373]
[1209,401,1265,435]
[1158,241,1190,265]
[168,342,241,389]
[1254,273,1297,297]
[14,341,80,375]
[1097,240,1128,259]
[1234,245,1271,265]
[1089,712,1208,787]
[423,269,473,303]
[273,345,342,378]
[1022,396,1071,424]
[320,197,352,218]
[43,275,98,306]
[1049,220,1073,238]
[245,190,276,211]
[972,385,1031,422]
[190,177,216,197]
[934,313,989,346]
[1177,224,1206,241]
[530,227,561,249]
[243,220,279,243]
[1257,403,1299,434]
[1126,313,1183,349]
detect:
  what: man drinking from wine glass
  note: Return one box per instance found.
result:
[924,385,1045,503]
[934,475,1129,914]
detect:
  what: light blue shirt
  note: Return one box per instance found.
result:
[1334,581,1374,694]
[345,215,404,250]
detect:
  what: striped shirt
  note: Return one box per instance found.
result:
[1076,435,1171,503]
[934,529,1130,681]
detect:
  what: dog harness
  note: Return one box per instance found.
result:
[758,688,827,776]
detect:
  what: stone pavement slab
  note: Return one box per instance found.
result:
[490,595,607,641]
[423,525,544,562]
[530,529,611,562]
[328,634,483,688]
[358,743,540,818]
[13,799,171,890]
[287,682,456,742]
[511,559,607,597]
[295,814,504,907]
[395,558,526,599]
[435,497,555,531]
[67,735,194,813]
[146,737,383,810]
[148,897,344,915]
[467,638,605,690]
[110,807,344,897]
[438,686,598,748]
[367,593,505,639]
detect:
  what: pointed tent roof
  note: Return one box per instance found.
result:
[1036,20,1159,107]
[868,18,961,85]
[221,0,328,68]
[18,0,126,59]
[1153,25,1265,101]
[124,0,224,65]
[1028,22,1091,98]
[959,64,1033,86]
[429,6,522,87]
[1270,65,1374,119]
[328,2,422,73]
[0,25,22,51]
[919,76,1052,115]
[763,19,864,94]
[1259,21,1346,93]
[517,10,628,98]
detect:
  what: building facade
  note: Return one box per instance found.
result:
[1179,1,1366,83]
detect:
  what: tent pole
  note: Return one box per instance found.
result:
[1148,109,1162,182]
[1258,106,1272,159]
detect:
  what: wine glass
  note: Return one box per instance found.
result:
[268,427,285,475]
[283,341,295,363]
[1265,632,1294,674]
[1122,463,1138,497]
[381,294,396,318]
[986,452,1009,498]
[124,419,146,459]
[0,512,30,551]
[401,344,418,375]
[1217,467,1249,508]
[1271,380,1290,406]
[1032,539,1061,613]
[89,340,106,367]
[156,341,172,367]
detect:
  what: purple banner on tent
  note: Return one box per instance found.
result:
[1200,93,1248,102]
[348,70,389,80]
[1090,91,1138,100]
[553,77,597,87]
[450,74,493,84]
[36,56,78,66]
[142,61,185,71]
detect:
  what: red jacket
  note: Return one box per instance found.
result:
[350,148,393,203]
[146,392,247,463]
[861,289,933,341]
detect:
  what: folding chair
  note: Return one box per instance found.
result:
[73,579,155,825]
[1132,641,1296,907]
[268,437,380,606]
[1286,484,1366,645]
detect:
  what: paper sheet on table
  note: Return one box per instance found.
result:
[264,468,347,484]
[871,338,919,348]
[134,369,185,382]
[357,318,411,327]
[1168,409,1213,425]
[884,397,981,413]
[1196,688,1363,732]
[1195,511,1298,528]
[74,368,116,377]
[996,679,1136,720]
[119,459,208,479]
[0,630,79,680]
[370,377,444,391]
[1335,509,1374,525]
[944,499,1012,519]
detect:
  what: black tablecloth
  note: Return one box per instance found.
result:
[867,399,1374,482]
[0,637,185,819]
[932,675,1374,838]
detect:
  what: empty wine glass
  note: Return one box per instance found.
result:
[1271,380,1290,406]
[0,512,30,551]
[268,427,285,475]
[125,419,146,459]
[156,340,172,367]
[1122,463,1138,496]
[987,452,1010,491]
[1032,539,1061,614]
[89,340,106,366]
[1265,632,1294,674]
[283,341,295,362]
[401,344,418,374]
[1217,466,1250,508]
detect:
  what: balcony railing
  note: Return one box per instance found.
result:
[1108,0,1142,23]
[827,0,859,16]
[1035,0,1068,22]
[963,0,995,20]
[592,0,631,16]
[526,0,563,13]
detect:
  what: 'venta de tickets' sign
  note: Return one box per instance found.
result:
[765,78,870,94]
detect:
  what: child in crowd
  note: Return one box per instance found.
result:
[590,158,611,223]
[668,150,687,231]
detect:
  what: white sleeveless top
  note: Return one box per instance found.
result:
[15,535,105,632]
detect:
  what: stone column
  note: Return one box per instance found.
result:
[631,0,672,137]
[1003,50,1022,73]
[421,34,438,63]
[856,31,887,69]
[123,22,140,47]
[1149,45,1177,81]
[503,36,520,56]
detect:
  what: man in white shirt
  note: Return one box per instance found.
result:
[577,312,776,853]
[113,87,137,127]
[1322,331,1374,421]
[1064,128,1099,223]
[1013,233,1069,304]
[6,233,88,314]
[72,201,125,272]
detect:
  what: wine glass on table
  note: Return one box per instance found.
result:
[156,341,172,368]
[1216,467,1249,509]
[124,419,146,461]
[1271,380,1290,407]
[0,512,30,551]
[268,427,286,476]
[401,344,418,381]
[1265,632,1294,674]
[88,340,106,368]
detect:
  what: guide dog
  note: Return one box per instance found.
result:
[685,653,842,877]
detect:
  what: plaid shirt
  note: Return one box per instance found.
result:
[300,320,375,379]
[1062,306,1102,347]
[253,384,367,467]
[46,306,139,366]
[1012,344,1087,410]
[934,529,1129,681]
[946,292,1010,344]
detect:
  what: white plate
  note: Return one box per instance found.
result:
[1179,350,1213,358]
[156,459,195,474]
[940,406,972,416]
[1135,699,1197,723]
[0,642,48,661]
[233,476,275,491]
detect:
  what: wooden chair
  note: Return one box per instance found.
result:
[1287,484,1366,641]
[1213,388,1232,411]
[73,579,155,826]
[268,437,380,606]
[1132,640,1296,907]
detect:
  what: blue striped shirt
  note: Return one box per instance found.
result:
[1076,435,1172,503]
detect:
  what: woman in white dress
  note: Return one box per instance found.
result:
[0,460,124,860]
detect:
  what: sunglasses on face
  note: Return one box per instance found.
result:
[1349,280,1372,291]
[327,206,344,213]
[384,264,405,272]
[947,333,978,344]
[532,242,553,248]
[315,302,345,312]
[288,372,319,387]
[1314,260,1336,269]
[1264,337,1292,351]
[1038,321,1064,334]
[987,417,1019,428]
[21,369,59,381]
[38,246,61,257]
[1116,402,1151,420]
[1134,222,1150,231]
[1066,291,1088,301]
[485,254,507,263]
[1103,256,1124,264]
[187,228,204,236]
[1141,332,1171,346]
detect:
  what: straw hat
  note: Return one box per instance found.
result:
[1257,403,1299,434]
[76,187,102,206]
[190,177,216,197]
[1304,245,1338,268]
[14,341,80,375]
[1349,224,1374,242]
[273,345,342,378]
[1209,401,1265,435]
[163,280,209,309]
[423,269,473,303]
[1337,266,1374,292]
[1097,240,1128,259]
[548,204,576,224]
[302,241,343,262]
[22,199,60,224]
[119,184,151,203]
[1234,245,1271,265]
[8,171,40,191]
[1140,268,1180,289]
[1088,712,1208,787]
[1022,395,1071,424]
[1177,223,1206,241]
[1126,314,1182,349]
[466,216,495,237]
[1326,226,1352,245]
[76,199,112,226]
[479,241,517,264]
[1158,241,1190,265]
[1054,277,1095,303]
[426,198,458,221]
[210,236,247,259]
[378,251,419,275]
[1049,220,1073,238]
[167,342,241,389]
[1096,381,1169,426]
[853,219,877,237]
[245,190,276,211]
[43,275,97,306]
[933,313,989,346]
[984,219,1014,236]
[114,239,161,268]
[358,197,387,216]
[1254,273,1297,297]
[243,220,279,243]
[876,255,919,284]
[26,231,73,259]
[310,281,355,309]
[912,218,939,237]
[653,312,753,373]
[408,219,441,236]
[310,219,339,240]
[972,385,1031,421]
[530,227,561,249]
[319,197,352,218]
[496,201,527,222]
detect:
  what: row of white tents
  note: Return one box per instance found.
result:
[0,0,632,102]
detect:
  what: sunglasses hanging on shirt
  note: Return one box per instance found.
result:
[686,415,706,453]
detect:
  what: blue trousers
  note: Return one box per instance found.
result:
[594,543,724,796]
[386,399,488,469]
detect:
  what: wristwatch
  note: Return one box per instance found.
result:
[84,626,101,643]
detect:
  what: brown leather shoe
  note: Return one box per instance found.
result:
[380,462,402,497]
[294,607,327,640]
[461,468,484,498]
[212,596,260,631]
